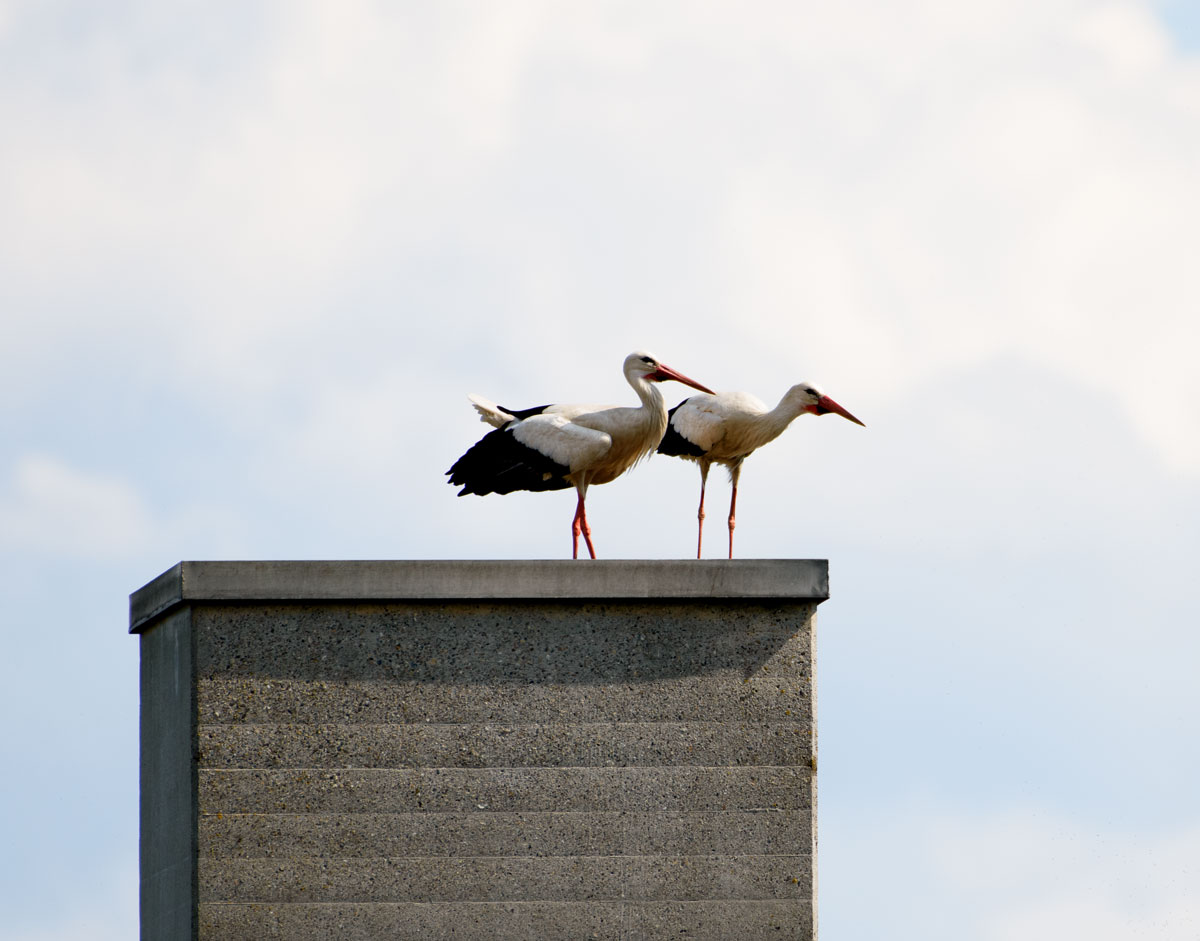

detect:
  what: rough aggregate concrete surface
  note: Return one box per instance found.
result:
[135,562,821,940]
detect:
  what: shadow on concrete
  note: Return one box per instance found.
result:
[194,601,813,684]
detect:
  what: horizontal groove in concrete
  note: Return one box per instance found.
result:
[199,854,811,903]
[199,899,814,941]
[197,677,812,725]
[200,767,812,815]
[197,722,813,769]
[131,560,829,632]
[200,810,812,859]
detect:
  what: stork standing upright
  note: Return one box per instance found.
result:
[447,350,714,559]
[657,383,865,559]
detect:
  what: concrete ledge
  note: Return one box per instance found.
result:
[130,560,829,633]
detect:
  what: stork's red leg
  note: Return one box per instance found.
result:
[571,499,582,559]
[579,504,596,560]
[727,463,742,560]
[696,463,710,559]
[571,487,597,560]
[727,486,738,559]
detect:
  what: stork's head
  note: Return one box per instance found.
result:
[624,351,715,394]
[787,382,865,426]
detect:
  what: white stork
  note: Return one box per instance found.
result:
[447,350,714,559]
[657,383,865,558]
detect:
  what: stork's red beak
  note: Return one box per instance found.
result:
[815,394,865,426]
[650,364,715,395]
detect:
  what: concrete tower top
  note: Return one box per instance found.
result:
[129,559,830,634]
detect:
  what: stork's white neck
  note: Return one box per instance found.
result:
[630,375,666,413]
[772,390,810,424]
[626,375,669,445]
[736,390,811,452]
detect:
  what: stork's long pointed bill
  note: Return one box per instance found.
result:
[650,364,715,395]
[817,394,865,426]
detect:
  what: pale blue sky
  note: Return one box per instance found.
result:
[2,2,1199,938]
[1160,0,1200,51]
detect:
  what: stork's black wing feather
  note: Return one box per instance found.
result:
[656,400,707,457]
[498,403,553,421]
[447,425,572,496]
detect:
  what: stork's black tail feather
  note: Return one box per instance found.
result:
[447,426,572,496]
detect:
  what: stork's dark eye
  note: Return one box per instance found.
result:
[804,388,817,396]
[641,356,655,365]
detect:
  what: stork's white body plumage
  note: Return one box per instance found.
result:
[658,383,865,558]
[448,351,714,558]
[471,397,666,483]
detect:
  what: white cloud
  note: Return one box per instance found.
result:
[0,0,545,395]
[0,454,154,559]
[823,806,1200,939]
[715,4,1200,471]
[3,0,1197,477]
[0,453,253,561]
[932,812,1200,941]
[1074,2,1172,73]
